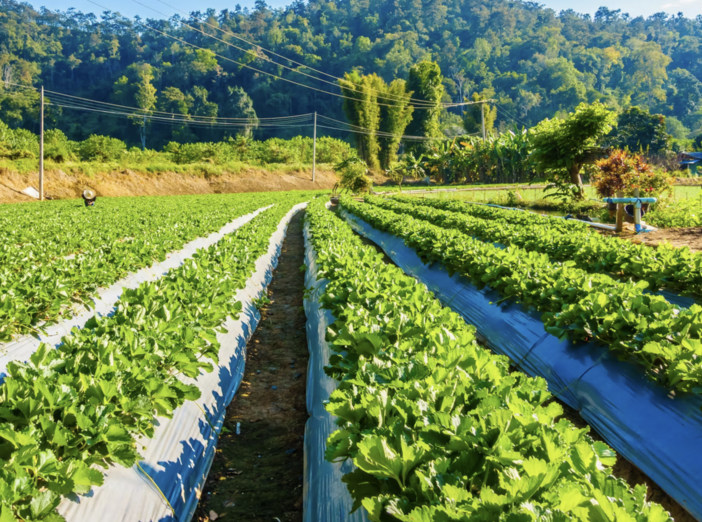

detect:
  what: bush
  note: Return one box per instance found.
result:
[79,135,127,162]
[334,156,372,193]
[44,129,77,162]
[646,194,702,228]
[592,149,674,198]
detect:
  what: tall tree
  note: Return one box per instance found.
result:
[530,102,616,199]
[378,79,414,170]
[627,40,672,107]
[224,86,258,137]
[607,106,670,154]
[339,71,383,169]
[405,61,445,154]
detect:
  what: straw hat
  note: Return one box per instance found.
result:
[83,189,96,199]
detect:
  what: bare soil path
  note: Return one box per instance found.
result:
[195,210,309,522]
[628,226,702,252]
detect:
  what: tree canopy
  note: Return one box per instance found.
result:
[0,0,701,149]
[530,102,617,198]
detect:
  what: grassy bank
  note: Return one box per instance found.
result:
[0,157,333,178]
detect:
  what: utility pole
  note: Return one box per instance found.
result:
[39,86,44,201]
[312,111,317,183]
[481,101,486,141]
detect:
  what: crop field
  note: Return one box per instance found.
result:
[403,184,702,205]
[0,191,700,522]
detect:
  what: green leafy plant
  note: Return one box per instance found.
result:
[0,196,309,520]
[530,103,616,200]
[342,196,702,396]
[333,156,372,194]
[646,193,702,228]
[304,197,672,522]
[78,134,127,162]
[382,194,702,298]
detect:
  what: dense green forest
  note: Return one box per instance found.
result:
[1,0,702,149]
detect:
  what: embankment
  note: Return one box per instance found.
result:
[0,167,337,203]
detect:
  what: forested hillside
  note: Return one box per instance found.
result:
[1,0,702,148]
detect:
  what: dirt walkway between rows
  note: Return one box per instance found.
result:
[626,226,702,252]
[196,210,309,522]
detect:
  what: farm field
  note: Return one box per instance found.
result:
[402,184,702,205]
[0,192,320,342]
[0,191,700,522]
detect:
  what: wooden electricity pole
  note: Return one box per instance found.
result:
[481,101,486,141]
[39,86,44,201]
[312,111,317,183]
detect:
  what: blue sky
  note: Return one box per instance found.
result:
[27,0,702,21]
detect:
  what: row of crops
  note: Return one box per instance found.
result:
[0,193,318,342]
[303,197,675,521]
[1,189,699,521]
[0,193,309,521]
[331,193,702,521]
[341,195,702,394]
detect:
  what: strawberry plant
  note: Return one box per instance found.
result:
[376,195,702,300]
[340,196,702,395]
[305,198,671,522]
[0,195,308,520]
[0,193,315,342]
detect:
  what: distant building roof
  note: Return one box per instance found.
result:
[681,152,702,160]
[680,160,700,165]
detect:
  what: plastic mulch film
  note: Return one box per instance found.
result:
[302,216,370,522]
[340,208,702,522]
[0,205,273,378]
[56,202,307,522]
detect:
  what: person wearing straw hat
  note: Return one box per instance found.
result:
[82,189,97,207]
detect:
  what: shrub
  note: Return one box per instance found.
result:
[646,194,702,228]
[44,129,77,162]
[592,149,673,198]
[334,156,372,193]
[79,134,127,161]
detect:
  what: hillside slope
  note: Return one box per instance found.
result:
[0,167,337,203]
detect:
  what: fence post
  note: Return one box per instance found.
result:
[615,190,624,233]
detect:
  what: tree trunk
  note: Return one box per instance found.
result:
[569,163,585,199]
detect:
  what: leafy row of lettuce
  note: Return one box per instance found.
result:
[0,196,306,521]
[390,195,702,301]
[305,198,671,522]
[0,193,283,342]
[340,196,702,395]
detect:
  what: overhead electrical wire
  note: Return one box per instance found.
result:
[87,0,480,111]
[495,105,531,129]
[2,80,457,141]
[46,102,308,128]
[2,80,310,126]
[316,115,444,141]
[136,0,465,109]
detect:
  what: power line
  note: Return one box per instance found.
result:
[46,102,308,128]
[495,105,530,129]
[3,80,450,141]
[2,80,311,124]
[88,0,480,111]
[139,0,464,108]
[316,115,443,141]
